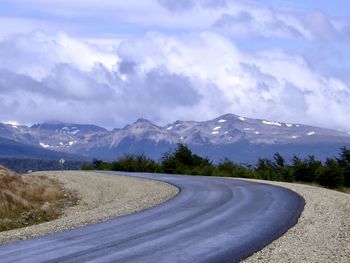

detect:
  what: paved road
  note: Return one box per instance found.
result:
[0,172,304,263]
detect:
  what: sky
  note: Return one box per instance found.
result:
[0,0,349,131]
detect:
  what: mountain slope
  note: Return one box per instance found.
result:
[0,114,350,162]
[0,137,85,160]
[75,114,350,162]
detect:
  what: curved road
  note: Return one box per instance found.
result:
[0,172,304,263]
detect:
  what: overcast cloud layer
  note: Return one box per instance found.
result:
[0,0,349,131]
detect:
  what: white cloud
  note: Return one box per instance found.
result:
[0,31,119,80]
[213,9,308,39]
[0,1,350,130]
[0,30,349,131]
[3,0,350,43]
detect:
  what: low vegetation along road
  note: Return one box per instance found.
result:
[0,171,305,263]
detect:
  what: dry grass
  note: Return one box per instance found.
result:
[0,166,77,231]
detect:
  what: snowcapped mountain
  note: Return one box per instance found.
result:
[1,114,350,163]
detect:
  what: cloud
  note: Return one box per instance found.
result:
[133,68,202,107]
[117,31,350,130]
[0,32,209,127]
[3,0,350,46]
[213,11,305,38]
[157,0,196,12]
[0,31,119,80]
[157,0,227,12]
[0,30,349,131]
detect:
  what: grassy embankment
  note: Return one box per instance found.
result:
[0,166,77,232]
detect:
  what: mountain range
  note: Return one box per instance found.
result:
[1,113,350,163]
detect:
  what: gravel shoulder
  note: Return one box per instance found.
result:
[0,171,179,245]
[242,179,350,263]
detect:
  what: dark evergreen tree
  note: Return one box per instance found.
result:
[292,155,322,183]
[317,158,345,188]
[161,144,213,175]
[337,147,350,187]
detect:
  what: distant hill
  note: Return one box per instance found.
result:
[0,137,85,160]
[1,114,350,163]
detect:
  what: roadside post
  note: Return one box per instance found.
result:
[59,158,65,171]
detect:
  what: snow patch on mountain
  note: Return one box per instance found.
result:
[262,120,282,127]
[68,129,80,135]
[40,142,50,148]
[2,113,350,161]
[4,121,19,129]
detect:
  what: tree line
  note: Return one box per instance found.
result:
[82,144,350,189]
[0,158,89,173]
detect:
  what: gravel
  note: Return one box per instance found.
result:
[0,171,178,245]
[242,179,350,263]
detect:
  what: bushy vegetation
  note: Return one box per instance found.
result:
[83,155,162,173]
[82,144,350,190]
[161,144,214,176]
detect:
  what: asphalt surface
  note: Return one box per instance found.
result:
[0,172,304,263]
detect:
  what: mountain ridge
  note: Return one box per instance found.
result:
[1,113,350,163]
